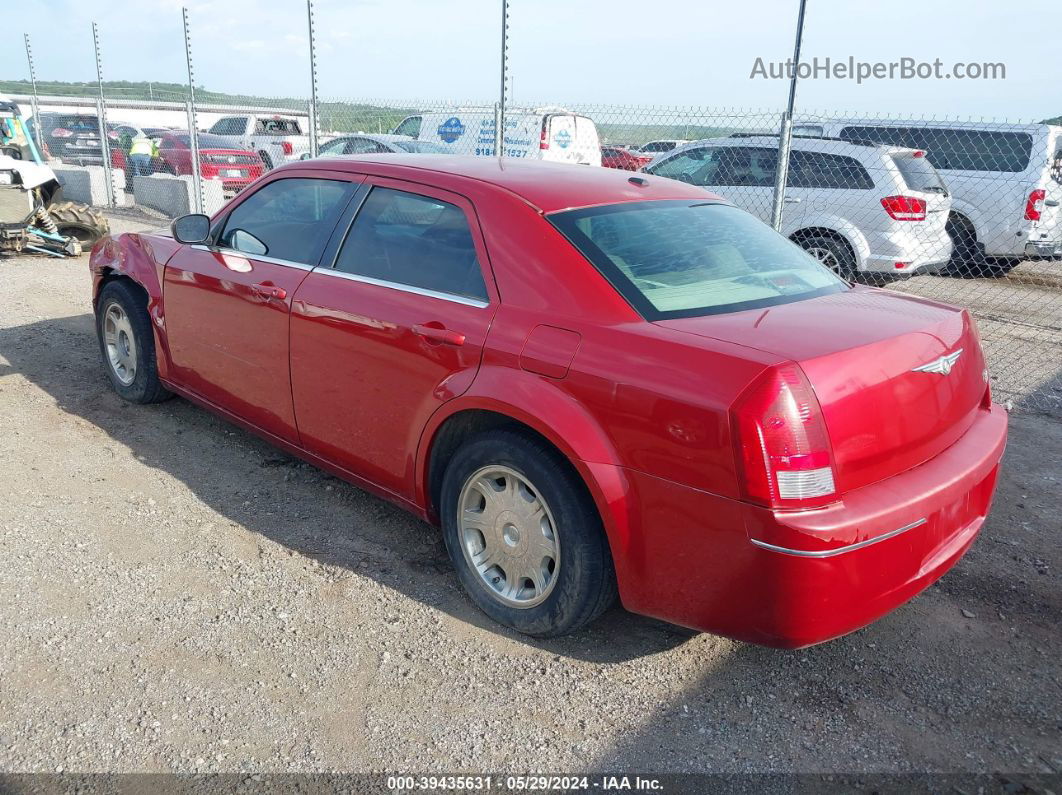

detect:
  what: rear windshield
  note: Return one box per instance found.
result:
[549,201,848,319]
[892,153,948,193]
[393,140,449,153]
[254,118,302,135]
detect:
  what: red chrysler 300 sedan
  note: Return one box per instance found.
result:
[88,155,1007,647]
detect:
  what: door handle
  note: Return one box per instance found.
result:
[412,323,465,347]
[783,196,803,204]
[251,283,287,301]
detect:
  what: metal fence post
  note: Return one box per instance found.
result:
[306,0,320,157]
[769,0,809,231]
[23,34,44,155]
[496,0,509,158]
[182,7,205,214]
[92,22,116,208]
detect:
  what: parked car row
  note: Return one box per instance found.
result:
[31,107,1060,278]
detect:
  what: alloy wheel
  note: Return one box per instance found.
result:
[103,302,137,386]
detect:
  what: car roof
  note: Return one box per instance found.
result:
[682,135,914,157]
[281,154,720,213]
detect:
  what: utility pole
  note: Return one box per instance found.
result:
[306,0,321,157]
[92,22,116,207]
[495,0,509,159]
[23,34,44,154]
[182,7,205,214]
[769,0,809,231]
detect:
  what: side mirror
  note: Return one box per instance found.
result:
[171,213,211,244]
[229,228,269,257]
[299,152,312,161]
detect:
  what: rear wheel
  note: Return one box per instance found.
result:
[795,234,857,280]
[440,430,617,637]
[943,214,986,277]
[95,280,172,404]
[48,201,110,249]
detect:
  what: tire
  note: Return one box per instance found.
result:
[796,234,857,280]
[258,150,274,170]
[48,201,110,249]
[943,215,986,277]
[95,280,173,404]
[981,257,1020,278]
[440,429,617,637]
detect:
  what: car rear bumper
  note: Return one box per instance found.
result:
[605,403,1007,648]
[863,230,953,273]
[1025,239,1062,258]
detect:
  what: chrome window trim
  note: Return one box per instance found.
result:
[188,245,316,271]
[749,518,927,558]
[311,266,490,308]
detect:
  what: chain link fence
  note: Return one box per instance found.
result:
[7,91,1062,415]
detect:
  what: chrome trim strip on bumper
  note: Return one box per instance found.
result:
[750,518,928,558]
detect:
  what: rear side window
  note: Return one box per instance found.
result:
[840,125,1033,173]
[550,201,847,319]
[892,153,947,193]
[219,178,353,264]
[1052,148,1062,183]
[333,187,488,302]
[787,150,874,189]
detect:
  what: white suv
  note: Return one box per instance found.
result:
[644,135,953,278]
[793,120,1062,275]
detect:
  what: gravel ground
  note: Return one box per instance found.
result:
[0,211,1059,778]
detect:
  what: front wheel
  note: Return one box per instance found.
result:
[95,280,173,404]
[440,430,617,637]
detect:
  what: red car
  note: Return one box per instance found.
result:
[601,145,652,171]
[157,132,265,193]
[88,156,1007,648]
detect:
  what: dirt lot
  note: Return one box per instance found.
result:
[0,211,1059,778]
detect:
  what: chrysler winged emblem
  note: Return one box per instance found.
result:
[912,348,963,376]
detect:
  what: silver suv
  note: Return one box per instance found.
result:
[644,135,953,278]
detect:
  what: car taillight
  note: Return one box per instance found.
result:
[731,364,837,510]
[281,141,293,155]
[1024,189,1046,221]
[881,195,927,221]
[51,127,72,138]
[539,124,549,150]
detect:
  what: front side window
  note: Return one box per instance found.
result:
[333,187,488,301]
[394,116,422,138]
[219,178,353,264]
[549,201,847,319]
[318,138,349,156]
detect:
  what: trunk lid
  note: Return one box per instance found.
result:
[656,287,988,493]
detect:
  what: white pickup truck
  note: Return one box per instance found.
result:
[205,114,310,170]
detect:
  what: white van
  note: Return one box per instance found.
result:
[793,119,1062,274]
[393,108,601,166]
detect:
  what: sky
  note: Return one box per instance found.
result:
[5,0,1060,121]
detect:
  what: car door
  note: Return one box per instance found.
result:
[289,178,497,499]
[163,174,359,442]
